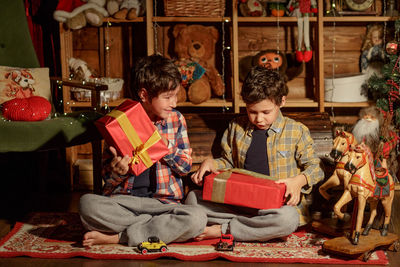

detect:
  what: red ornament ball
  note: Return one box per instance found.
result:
[1,96,51,121]
[386,41,398,55]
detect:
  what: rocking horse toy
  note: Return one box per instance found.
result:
[323,143,399,261]
[319,130,358,202]
[313,130,357,235]
[334,143,395,245]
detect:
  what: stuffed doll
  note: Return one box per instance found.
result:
[287,0,317,62]
[173,24,225,104]
[360,24,386,79]
[107,0,145,19]
[352,105,399,183]
[53,0,109,30]
[239,49,303,82]
[69,58,97,81]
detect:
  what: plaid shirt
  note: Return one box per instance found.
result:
[102,110,192,204]
[214,111,324,225]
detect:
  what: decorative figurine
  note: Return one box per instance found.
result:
[319,131,357,202]
[352,106,399,183]
[322,143,399,262]
[216,234,235,251]
[287,0,318,62]
[137,236,168,254]
[334,143,395,245]
[360,24,385,79]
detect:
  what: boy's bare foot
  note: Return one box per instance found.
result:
[195,225,222,241]
[83,231,119,247]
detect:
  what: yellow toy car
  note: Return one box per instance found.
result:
[137,236,168,254]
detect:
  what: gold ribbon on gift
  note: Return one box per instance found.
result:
[107,109,162,167]
[211,171,232,203]
[210,169,277,203]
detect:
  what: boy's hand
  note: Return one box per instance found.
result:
[108,146,130,176]
[275,174,307,206]
[191,158,218,186]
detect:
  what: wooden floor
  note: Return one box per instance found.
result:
[0,188,399,266]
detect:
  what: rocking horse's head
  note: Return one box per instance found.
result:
[344,143,369,175]
[330,130,356,161]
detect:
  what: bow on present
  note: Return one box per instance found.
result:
[107,109,162,168]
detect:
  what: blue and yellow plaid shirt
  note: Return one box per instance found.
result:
[214,111,324,225]
[102,110,192,204]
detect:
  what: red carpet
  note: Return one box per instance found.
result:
[0,212,388,264]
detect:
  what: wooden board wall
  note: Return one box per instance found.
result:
[323,26,366,76]
[72,27,124,78]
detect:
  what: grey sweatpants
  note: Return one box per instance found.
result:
[184,190,300,242]
[79,193,207,247]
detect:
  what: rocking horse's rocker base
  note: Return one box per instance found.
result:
[312,217,351,237]
[323,229,400,262]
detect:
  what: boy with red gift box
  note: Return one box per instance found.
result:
[79,55,206,247]
[188,67,324,241]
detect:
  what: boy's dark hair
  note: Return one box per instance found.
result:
[131,54,182,100]
[241,66,288,105]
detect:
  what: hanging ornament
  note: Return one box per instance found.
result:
[386,41,398,55]
[387,79,400,114]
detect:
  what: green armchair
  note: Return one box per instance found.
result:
[0,79,107,194]
[0,1,106,194]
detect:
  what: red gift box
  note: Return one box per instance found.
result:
[203,169,286,210]
[95,99,169,176]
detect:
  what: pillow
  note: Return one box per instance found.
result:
[2,96,51,121]
[0,66,51,105]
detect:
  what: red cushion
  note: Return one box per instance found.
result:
[1,96,51,121]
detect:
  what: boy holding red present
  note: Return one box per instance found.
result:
[188,67,324,241]
[79,55,206,247]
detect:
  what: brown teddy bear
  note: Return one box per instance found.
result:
[173,24,225,104]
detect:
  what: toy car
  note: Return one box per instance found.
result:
[137,236,168,254]
[216,233,235,251]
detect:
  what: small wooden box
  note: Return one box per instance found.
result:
[74,159,94,190]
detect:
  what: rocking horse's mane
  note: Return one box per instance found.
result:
[354,143,376,181]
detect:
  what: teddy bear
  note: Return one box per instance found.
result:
[173,24,225,104]
[107,0,145,19]
[239,49,303,82]
[53,0,109,30]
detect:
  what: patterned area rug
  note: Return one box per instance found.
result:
[0,212,388,264]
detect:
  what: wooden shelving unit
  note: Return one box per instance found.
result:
[59,0,388,115]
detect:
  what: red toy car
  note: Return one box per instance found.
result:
[216,233,235,251]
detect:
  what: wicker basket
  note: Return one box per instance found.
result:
[163,0,225,17]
